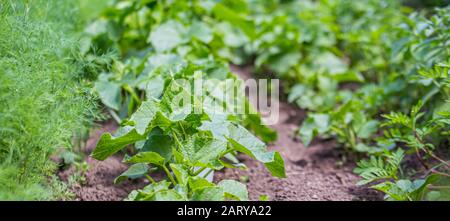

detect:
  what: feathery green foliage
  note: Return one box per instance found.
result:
[0,0,100,200]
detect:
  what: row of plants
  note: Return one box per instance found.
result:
[85,0,284,200]
[84,0,449,200]
[242,0,450,200]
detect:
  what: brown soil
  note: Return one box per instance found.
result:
[58,121,146,201]
[213,65,383,201]
[59,66,383,201]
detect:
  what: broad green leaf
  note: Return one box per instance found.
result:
[288,84,306,103]
[244,113,278,143]
[160,80,194,121]
[216,22,248,48]
[188,21,213,43]
[313,52,348,74]
[227,124,286,178]
[92,127,145,160]
[170,163,189,185]
[269,52,301,74]
[212,3,255,39]
[145,75,165,99]
[114,163,149,184]
[191,186,224,201]
[218,180,248,201]
[132,181,186,201]
[198,113,230,142]
[180,135,227,166]
[146,53,184,72]
[129,99,160,135]
[124,151,165,166]
[95,74,121,110]
[263,152,286,178]
[188,177,215,191]
[298,114,330,147]
[333,71,365,83]
[148,20,186,52]
[149,190,185,201]
[141,128,173,161]
[138,180,172,196]
[298,117,316,147]
[201,117,285,177]
[357,120,379,139]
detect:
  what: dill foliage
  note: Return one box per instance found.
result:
[0,0,100,200]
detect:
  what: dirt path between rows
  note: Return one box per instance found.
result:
[214,66,382,201]
[59,66,382,201]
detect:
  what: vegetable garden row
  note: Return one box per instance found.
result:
[0,0,449,201]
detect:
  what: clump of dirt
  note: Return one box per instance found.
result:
[213,66,383,201]
[58,121,146,201]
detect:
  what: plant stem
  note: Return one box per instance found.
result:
[430,169,450,177]
[145,174,156,184]
[178,122,187,139]
[163,165,177,185]
[193,166,207,176]
[424,148,450,168]
[172,131,183,150]
[202,168,213,179]
[428,185,450,189]
[414,147,429,170]
[108,109,121,124]
[123,84,141,105]
[413,129,448,168]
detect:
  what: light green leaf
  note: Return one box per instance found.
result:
[170,164,189,185]
[269,52,301,74]
[141,128,173,161]
[124,151,165,166]
[160,80,194,121]
[181,135,227,166]
[150,190,185,201]
[145,75,165,99]
[227,124,286,178]
[357,120,379,139]
[129,99,160,135]
[298,114,330,147]
[189,21,213,43]
[92,127,145,160]
[264,152,286,178]
[212,3,255,39]
[114,163,149,184]
[191,186,224,201]
[188,177,215,191]
[95,74,121,110]
[148,20,186,52]
[218,180,248,201]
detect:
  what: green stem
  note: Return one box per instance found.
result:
[220,148,235,157]
[108,109,121,124]
[178,122,187,139]
[123,84,141,105]
[172,130,184,150]
[344,127,357,150]
[193,166,207,176]
[430,169,450,178]
[145,174,156,184]
[163,165,177,185]
[428,185,450,189]
[202,169,213,179]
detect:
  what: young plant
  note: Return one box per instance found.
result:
[91,64,285,201]
[355,101,449,200]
